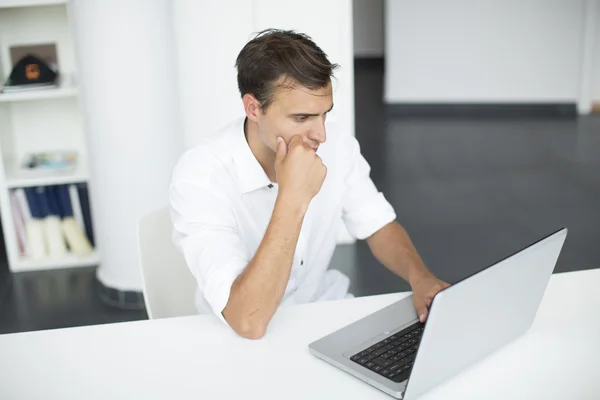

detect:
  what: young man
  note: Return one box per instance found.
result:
[170,29,449,339]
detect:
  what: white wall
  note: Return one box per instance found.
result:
[173,0,355,149]
[353,0,384,57]
[384,0,586,103]
[593,1,600,103]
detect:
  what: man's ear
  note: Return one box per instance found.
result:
[242,94,261,123]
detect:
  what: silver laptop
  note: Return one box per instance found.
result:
[309,228,567,399]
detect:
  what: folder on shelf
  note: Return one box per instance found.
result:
[23,187,47,260]
[75,183,94,247]
[34,186,67,259]
[54,185,93,256]
[69,184,85,234]
[14,188,32,256]
[10,191,28,256]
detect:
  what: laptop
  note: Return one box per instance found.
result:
[309,228,567,399]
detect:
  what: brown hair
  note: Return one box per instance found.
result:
[235,29,338,111]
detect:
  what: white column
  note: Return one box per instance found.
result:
[70,0,181,291]
[172,0,254,149]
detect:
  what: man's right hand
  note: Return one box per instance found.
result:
[275,135,327,210]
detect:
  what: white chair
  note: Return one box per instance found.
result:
[137,206,197,319]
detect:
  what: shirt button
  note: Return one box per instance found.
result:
[301,260,304,265]
[268,184,274,189]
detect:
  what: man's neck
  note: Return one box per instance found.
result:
[244,118,277,182]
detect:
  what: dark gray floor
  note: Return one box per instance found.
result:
[0,268,147,334]
[0,59,598,334]
[331,60,600,297]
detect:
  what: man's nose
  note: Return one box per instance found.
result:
[310,120,327,144]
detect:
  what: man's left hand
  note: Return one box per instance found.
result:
[411,274,450,323]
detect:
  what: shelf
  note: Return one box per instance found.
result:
[0,0,66,8]
[0,82,77,103]
[5,161,89,189]
[14,251,99,272]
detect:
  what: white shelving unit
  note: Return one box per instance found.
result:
[16,251,99,272]
[0,80,77,103]
[0,0,66,8]
[5,158,89,189]
[0,1,97,272]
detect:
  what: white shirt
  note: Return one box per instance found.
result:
[169,117,396,325]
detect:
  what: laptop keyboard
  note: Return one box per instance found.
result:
[350,322,424,383]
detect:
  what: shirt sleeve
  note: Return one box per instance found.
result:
[341,135,397,240]
[169,177,250,326]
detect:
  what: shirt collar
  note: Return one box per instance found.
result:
[232,117,272,194]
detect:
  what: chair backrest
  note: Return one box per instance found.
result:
[137,207,197,319]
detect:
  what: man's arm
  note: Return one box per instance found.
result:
[366,221,449,322]
[223,135,326,339]
[223,196,305,339]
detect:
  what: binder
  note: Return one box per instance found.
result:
[35,186,67,258]
[56,185,93,256]
[23,187,46,259]
[10,191,28,255]
[76,183,95,247]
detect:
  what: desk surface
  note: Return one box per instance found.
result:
[1,269,599,400]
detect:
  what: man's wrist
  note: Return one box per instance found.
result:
[408,264,433,287]
[274,192,309,218]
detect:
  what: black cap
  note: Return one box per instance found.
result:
[6,54,58,86]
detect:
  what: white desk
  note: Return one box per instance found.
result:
[1,269,599,399]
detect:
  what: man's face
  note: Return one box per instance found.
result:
[255,80,333,153]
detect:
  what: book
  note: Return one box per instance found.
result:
[55,185,93,256]
[34,187,67,259]
[76,183,95,247]
[46,186,62,217]
[10,191,28,255]
[14,188,31,222]
[55,185,74,217]
[23,187,46,259]
[69,184,85,234]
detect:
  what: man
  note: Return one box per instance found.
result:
[170,29,449,340]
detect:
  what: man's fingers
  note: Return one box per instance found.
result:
[415,301,428,323]
[275,137,287,165]
[289,134,304,148]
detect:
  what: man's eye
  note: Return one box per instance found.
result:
[295,116,307,122]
